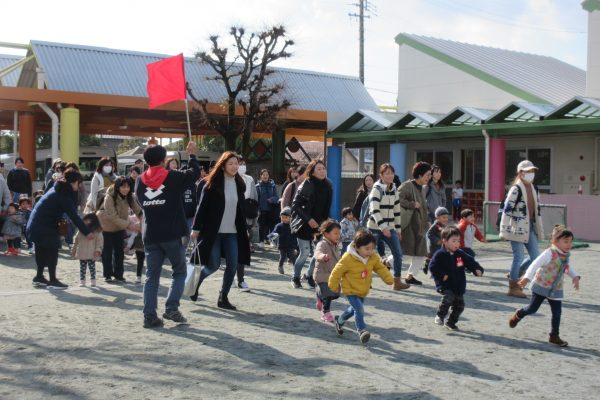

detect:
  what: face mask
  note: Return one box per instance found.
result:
[523,172,535,183]
[238,165,247,175]
[103,166,113,174]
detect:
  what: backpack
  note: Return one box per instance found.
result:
[359,185,382,227]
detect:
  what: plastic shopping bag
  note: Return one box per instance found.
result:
[183,244,202,298]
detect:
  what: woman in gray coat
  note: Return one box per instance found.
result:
[426,164,447,223]
[399,161,432,286]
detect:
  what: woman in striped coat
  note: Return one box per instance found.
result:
[366,163,409,290]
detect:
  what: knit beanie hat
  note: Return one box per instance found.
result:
[435,207,449,218]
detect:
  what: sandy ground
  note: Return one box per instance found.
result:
[0,240,598,400]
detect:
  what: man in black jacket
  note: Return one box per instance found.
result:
[7,157,32,203]
[136,142,199,329]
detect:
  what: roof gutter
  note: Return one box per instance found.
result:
[36,67,59,161]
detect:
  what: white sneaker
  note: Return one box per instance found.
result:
[434,316,444,325]
[79,280,86,287]
[238,281,250,292]
[135,276,142,284]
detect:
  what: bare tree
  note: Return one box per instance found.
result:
[187,26,293,157]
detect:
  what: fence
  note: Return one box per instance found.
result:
[483,201,567,240]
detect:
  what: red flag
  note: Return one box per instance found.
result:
[146,54,186,109]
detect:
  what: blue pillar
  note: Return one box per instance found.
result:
[389,143,407,182]
[327,145,342,221]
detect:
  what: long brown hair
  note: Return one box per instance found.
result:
[205,151,245,191]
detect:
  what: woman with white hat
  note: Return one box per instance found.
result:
[499,160,544,298]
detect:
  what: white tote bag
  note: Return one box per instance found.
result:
[183,244,202,298]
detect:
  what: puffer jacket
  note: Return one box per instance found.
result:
[72,230,104,260]
[313,238,341,284]
[499,180,543,243]
[97,185,142,233]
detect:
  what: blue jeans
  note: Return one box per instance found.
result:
[371,229,403,277]
[510,228,540,280]
[200,233,238,298]
[517,292,562,336]
[143,239,187,318]
[339,295,366,331]
[293,238,313,279]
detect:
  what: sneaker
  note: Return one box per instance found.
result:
[321,311,334,323]
[4,249,14,256]
[135,276,142,284]
[32,276,49,287]
[47,279,68,290]
[334,315,344,336]
[79,280,86,287]
[217,297,237,310]
[444,321,459,331]
[405,276,423,285]
[90,279,97,287]
[277,265,284,275]
[143,315,164,329]
[238,281,251,292]
[104,277,114,283]
[304,274,316,289]
[316,297,323,311]
[358,330,371,344]
[113,277,126,283]
[549,335,568,347]
[10,247,19,256]
[190,294,199,302]
[434,316,444,326]
[28,247,35,255]
[291,277,302,289]
[163,310,188,324]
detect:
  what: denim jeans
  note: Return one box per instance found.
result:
[143,239,187,318]
[339,295,366,331]
[371,229,403,277]
[510,228,540,280]
[293,238,312,279]
[199,233,238,298]
[517,292,562,336]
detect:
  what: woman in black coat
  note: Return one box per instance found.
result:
[191,151,250,310]
[290,160,332,289]
[351,173,375,220]
[27,168,92,289]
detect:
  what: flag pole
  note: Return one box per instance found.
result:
[184,97,192,142]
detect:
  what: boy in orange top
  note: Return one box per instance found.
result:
[457,209,486,259]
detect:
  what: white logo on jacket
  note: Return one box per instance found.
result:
[144,184,165,200]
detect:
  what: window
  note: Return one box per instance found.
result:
[461,149,484,190]
[342,147,374,178]
[505,148,551,188]
[416,151,453,185]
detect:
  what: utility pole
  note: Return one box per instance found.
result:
[349,0,375,84]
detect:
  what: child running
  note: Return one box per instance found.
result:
[18,197,34,254]
[313,219,342,323]
[272,207,297,275]
[424,206,449,274]
[328,229,394,343]
[340,207,358,254]
[72,213,104,287]
[2,203,25,256]
[509,225,581,347]
[457,209,486,259]
[429,226,484,331]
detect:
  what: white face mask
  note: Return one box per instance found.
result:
[523,172,535,183]
[103,166,113,174]
[238,165,247,175]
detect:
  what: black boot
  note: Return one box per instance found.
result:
[217,293,237,310]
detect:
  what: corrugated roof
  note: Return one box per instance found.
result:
[487,101,555,122]
[22,41,378,130]
[396,33,586,105]
[0,54,23,87]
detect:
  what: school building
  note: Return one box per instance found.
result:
[328,1,600,241]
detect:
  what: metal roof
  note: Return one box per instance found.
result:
[487,102,555,123]
[389,111,444,129]
[0,54,22,87]
[332,109,404,132]
[546,96,600,119]
[20,40,378,130]
[435,106,495,126]
[396,33,586,105]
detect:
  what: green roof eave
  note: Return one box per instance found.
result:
[582,0,600,12]
[394,34,548,104]
[328,117,600,143]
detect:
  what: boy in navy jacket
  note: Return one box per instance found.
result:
[429,226,484,331]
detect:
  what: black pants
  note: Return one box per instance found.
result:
[102,231,125,279]
[517,292,562,336]
[135,250,145,277]
[35,244,59,281]
[278,247,297,267]
[6,238,18,249]
[258,212,271,242]
[437,289,465,324]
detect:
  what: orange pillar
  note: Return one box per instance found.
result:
[19,113,36,179]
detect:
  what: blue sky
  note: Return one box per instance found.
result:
[1,0,590,106]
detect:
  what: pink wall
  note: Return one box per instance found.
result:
[489,138,506,202]
[540,194,600,242]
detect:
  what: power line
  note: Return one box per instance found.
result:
[349,0,377,83]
